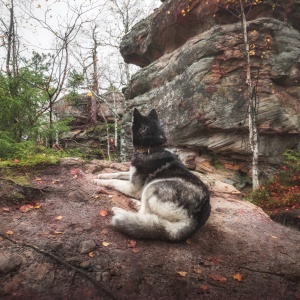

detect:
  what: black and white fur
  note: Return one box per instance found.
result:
[94,108,210,242]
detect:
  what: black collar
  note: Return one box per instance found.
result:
[134,145,166,155]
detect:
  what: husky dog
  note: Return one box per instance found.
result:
[94,108,210,242]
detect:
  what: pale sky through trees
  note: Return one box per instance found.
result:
[0,0,161,91]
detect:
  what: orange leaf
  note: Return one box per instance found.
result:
[35,177,42,181]
[19,205,31,213]
[70,168,79,174]
[232,273,244,282]
[177,271,188,277]
[6,230,13,235]
[14,159,20,163]
[132,247,140,253]
[209,274,227,283]
[127,240,137,248]
[200,284,209,291]
[55,215,63,220]
[100,210,108,217]
[89,251,95,258]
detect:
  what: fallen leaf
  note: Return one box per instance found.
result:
[100,210,108,217]
[193,267,202,274]
[186,239,192,245]
[97,189,109,195]
[102,241,110,247]
[14,159,20,163]
[6,230,13,235]
[2,207,10,212]
[209,274,228,283]
[132,248,140,253]
[34,204,41,209]
[94,195,99,199]
[19,205,31,213]
[52,180,60,184]
[55,215,63,220]
[70,168,79,174]
[271,235,277,239]
[127,240,137,248]
[200,284,209,291]
[177,271,188,277]
[54,231,63,234]
[89,251,95,258]
[233,273,244,282]
[35,177,42,181]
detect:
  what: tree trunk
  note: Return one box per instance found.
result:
[239,0,259,189]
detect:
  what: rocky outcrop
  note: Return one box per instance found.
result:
[54,92,125,125]
[53,92,125,157]
[120,0,300,175]
[121,0,300,67]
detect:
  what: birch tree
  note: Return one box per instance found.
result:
[238,0,259,189]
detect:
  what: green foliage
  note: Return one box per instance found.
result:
[247,147,300,209]
[0,51,74,159]
[283,148,300,173]
[0,132,15,159]
[0,141,87,169]
[67,69,84,95]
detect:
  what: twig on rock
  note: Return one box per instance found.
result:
[0,233,117,300]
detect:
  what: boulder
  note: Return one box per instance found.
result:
[121,0,300,67]
[121,5,300,171]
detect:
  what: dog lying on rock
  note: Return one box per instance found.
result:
[94,108,210,242]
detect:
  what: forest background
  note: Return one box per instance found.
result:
[0,0,160,159]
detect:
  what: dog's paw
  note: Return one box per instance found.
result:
[93,179,103,186]
[111,206,126,215]
[93,179,110,187]
[128,198,141,211]
[97,173,106,179]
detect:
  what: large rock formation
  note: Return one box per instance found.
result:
[120,0,300,176]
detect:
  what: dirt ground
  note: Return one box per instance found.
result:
[0,159,299,300]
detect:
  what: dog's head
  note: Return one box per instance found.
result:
[132,108,167,149]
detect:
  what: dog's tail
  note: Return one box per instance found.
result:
[112,211,199,242]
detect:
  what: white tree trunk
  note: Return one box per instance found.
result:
[239,0,259,189]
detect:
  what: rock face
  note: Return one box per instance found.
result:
[120,0,300,174]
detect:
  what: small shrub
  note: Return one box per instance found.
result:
[247,147,300,209]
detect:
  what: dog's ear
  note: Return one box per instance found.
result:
[148,109,158,121]
[133,108,142,122]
